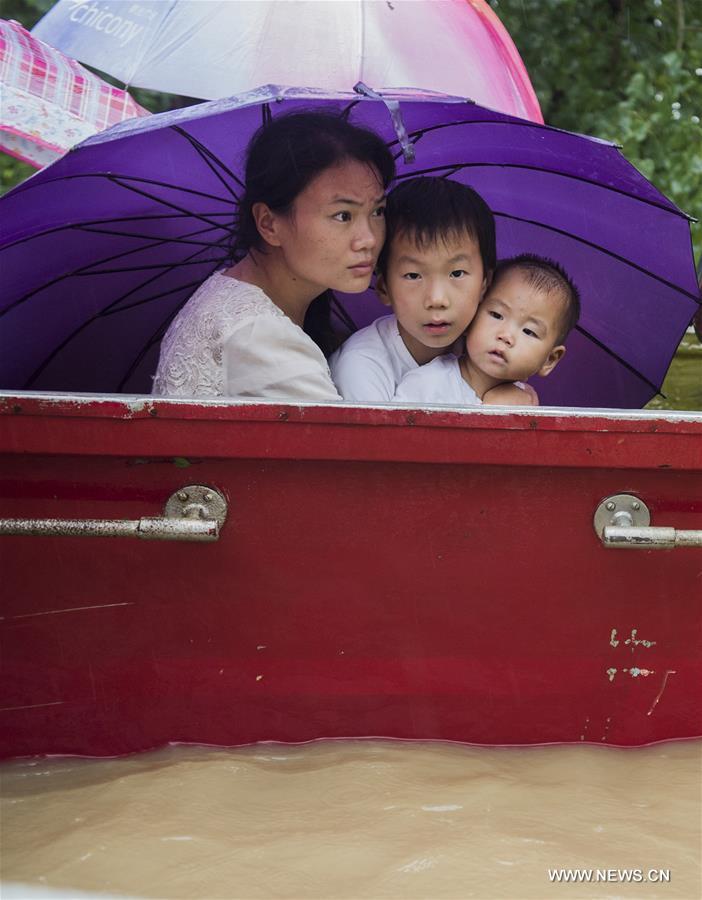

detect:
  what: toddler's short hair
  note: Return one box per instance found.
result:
[492,253,581,343]
[377,177,496,279]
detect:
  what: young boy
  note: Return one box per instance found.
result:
[329,176,496,401]
[393,254,580,406]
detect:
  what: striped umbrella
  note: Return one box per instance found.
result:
[0,18,149,168]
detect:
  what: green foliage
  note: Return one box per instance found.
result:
[1,155,34,195]
[492,0,702,262]
[4,0,54,24]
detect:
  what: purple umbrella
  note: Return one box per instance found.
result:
[0,85,698,407]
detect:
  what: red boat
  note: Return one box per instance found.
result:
[1,393,701,758]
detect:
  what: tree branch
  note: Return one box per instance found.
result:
[676,0,685,52]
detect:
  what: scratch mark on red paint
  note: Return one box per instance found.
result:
[609,628,656,651]
[88,664,97,703]
[0,701,64,713]
[647,670,677,716]
[624,628,657,651]
[9,602,134,620]
[579,716,590,741]
[606,666,654,682]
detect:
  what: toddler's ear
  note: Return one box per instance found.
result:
[375,274,392,307]
[538,345,566,377]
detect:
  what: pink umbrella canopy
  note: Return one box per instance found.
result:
[0,18,149,168]
[32,0,543,122]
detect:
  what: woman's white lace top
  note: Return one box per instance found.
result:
[152,272,340,401]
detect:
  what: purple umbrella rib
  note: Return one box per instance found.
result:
[393,118,686,213]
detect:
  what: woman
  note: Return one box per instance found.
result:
[152,112,395,400]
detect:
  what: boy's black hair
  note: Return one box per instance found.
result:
[492,253,581,343]
[376,176,496,279]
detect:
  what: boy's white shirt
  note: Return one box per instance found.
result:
[329,314,418,401]
[394,354,482,405]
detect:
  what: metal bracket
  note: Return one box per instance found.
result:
[594,493,702,549]
[593,493,651,537]
[0,484,228,542]
[164,485,228,529]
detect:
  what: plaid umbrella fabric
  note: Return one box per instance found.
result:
[0,18,149,168]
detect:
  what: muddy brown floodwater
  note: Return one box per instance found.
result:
[1,740,700,899]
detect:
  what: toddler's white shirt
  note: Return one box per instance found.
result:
[394,354,482,405]
[329,314,418,402]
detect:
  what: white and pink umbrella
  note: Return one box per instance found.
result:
[0,18,149,168]
[32,0,543,122]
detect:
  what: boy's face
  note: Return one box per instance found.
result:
[465,269,566,384]
[376,230,487,365]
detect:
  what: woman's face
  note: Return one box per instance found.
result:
[271,158,387,295]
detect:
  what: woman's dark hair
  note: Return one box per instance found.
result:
[377,177,496,281]
[234,111,395,354]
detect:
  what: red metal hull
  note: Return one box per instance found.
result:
[1,394,701,756]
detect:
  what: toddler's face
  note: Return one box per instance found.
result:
[377,230,487,365]
[465,269,566,383]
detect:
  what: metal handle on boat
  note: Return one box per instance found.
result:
[0,485,227,542]
[593,494,702,549]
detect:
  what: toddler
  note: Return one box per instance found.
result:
[330,177,495,401]
[394,254,580,406]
